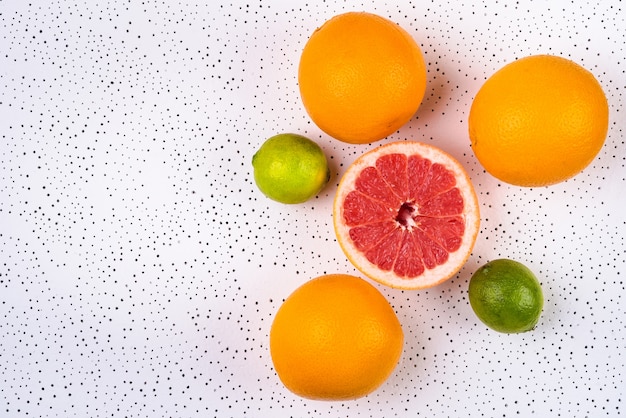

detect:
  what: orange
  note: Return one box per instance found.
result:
[269,274,403,400]
[468,54,609,187]
[333,141,480,290]
[298,12,427,144]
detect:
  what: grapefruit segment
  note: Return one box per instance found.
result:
[364,228,403,272]
[394,233,426,277]
[343,191,391,225]
[355,166,403,208]
[349,222,397,251]
[333,141,480,289]
[420,188,463,216]
[376,154,409,200]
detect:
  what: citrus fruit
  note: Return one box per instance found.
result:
[333,141,480,290]
[269,274,403,400]
[468,54,609,187]
[468,259,544,334]
[298,12,427,144]
[252,133,330,204]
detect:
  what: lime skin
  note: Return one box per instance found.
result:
[468,259,544,334]
[252,133,330,204]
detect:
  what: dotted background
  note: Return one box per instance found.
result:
[1,1,624,417]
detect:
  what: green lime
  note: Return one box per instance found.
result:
[252,133,330,204]
[468,259,544,334]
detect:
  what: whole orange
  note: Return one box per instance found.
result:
[269,274,403,400]
[298,12,427,144]
[468,54,609,187]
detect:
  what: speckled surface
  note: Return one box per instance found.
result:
[1,1,624,417]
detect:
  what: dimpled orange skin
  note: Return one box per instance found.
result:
[468,55,609,187]
[298,12,427,144]
[269,274,404,401]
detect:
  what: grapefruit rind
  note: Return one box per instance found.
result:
[333,141,480,290]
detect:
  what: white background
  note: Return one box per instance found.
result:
[1,1,624,417]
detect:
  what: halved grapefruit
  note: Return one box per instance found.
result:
[333,141,480,289]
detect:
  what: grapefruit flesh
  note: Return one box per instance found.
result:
[333,141,480,289]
